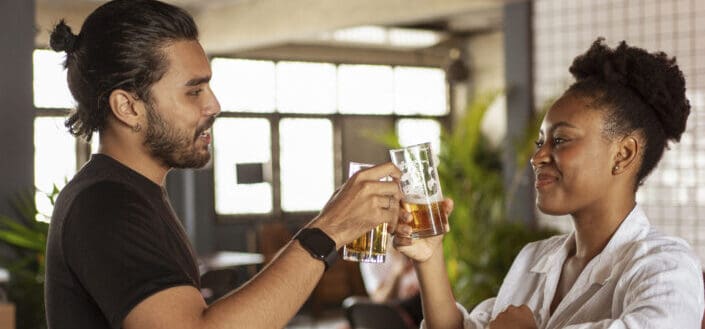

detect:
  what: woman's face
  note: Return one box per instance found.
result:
[530,94,619,216]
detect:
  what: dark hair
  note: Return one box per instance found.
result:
[49,0,198,141]
[566,38,690,187]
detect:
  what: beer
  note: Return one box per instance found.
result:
[343,223,389,263]
[343,161,391,263]
[390,142,449,239]
[402,200,448,238]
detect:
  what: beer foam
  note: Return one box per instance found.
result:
[404,193,443,204]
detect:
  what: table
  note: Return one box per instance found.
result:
[198,251,265,274]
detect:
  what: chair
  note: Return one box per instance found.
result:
[342,296,417,329]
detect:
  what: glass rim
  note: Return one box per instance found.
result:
[389,141,432,153]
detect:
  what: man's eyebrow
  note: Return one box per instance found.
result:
[185,75,211,87]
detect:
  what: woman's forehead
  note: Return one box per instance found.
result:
[541,95,605,132]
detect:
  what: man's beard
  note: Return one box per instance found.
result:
[143,103,214,169]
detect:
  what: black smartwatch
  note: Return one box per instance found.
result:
[295,228,338,271]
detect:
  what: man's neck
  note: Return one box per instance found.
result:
[98,134,170,186]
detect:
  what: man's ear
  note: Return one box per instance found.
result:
[612,135,639,175]
[108,89,143,130]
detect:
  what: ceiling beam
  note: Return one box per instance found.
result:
[196,0,503,54]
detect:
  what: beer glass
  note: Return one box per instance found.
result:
[389,142,449,238]
[342,162,390,263]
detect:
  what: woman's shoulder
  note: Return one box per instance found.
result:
[625,228,700,268]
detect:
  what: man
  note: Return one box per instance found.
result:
[44,1,403,328]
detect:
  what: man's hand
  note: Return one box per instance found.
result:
[311,162,402,248]
[488,305,538,329]
[393,198,453,263]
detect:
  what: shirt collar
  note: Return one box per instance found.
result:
[529,204,650,285]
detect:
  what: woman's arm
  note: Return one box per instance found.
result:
[395,199,466,329]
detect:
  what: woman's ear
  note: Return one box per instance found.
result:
[108,89,143,131]
[612,135,639,175]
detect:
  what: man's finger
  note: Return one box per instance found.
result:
[394,235,412,247]
[357,162,402,180]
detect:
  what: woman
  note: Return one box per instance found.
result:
[395,39,704,328]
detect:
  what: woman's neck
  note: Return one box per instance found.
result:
[570,198,636,261]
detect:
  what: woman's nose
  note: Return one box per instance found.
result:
[530,143,550,168]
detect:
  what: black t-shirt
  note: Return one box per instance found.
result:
[45,154,200,329]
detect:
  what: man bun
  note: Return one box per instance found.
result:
[50,19,78,53]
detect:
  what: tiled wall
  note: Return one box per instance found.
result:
[533,0,705,261]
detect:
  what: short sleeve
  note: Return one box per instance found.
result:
[63,182,195,329]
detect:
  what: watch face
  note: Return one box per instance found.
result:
[301,229,334,259]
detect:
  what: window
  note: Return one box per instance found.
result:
[211,58,448,218]
[213,118,272,214]
[33,49,82,221]
[33,117,76,221]
[279,118,334,211]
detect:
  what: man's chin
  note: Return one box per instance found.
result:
[163,152,211,169]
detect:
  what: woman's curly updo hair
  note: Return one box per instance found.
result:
[49,0,198,142]
[566,38,690,187]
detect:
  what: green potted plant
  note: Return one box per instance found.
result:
[0,186,56,329]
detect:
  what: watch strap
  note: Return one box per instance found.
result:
[295,227,338,271]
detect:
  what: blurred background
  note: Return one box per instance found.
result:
[1,0,704,328]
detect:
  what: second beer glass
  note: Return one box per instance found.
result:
[390,142,449,238]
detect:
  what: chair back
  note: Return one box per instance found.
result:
[343,296,416,329]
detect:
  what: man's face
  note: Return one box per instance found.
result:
[143,40,220,169]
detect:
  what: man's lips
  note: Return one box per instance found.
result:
[534,173,558,188]
[197,129,211,144]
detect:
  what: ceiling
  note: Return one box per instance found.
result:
[36,0,508,60]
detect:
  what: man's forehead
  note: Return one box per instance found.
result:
[161,40,211,84]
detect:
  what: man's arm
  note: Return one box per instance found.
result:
[124,162,403,329]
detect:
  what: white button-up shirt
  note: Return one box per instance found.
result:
[425,205,704,329]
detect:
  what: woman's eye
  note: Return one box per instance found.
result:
[553,137,567,145]
[534,140,544,148]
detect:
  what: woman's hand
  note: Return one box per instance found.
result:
[393,198,453,263]
[488,305,538,329]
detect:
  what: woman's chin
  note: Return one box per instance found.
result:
[536,201,568,216]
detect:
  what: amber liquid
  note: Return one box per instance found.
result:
[343,223,389,263]
[402,200,448,238]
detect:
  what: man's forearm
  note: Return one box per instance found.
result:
[202,239,326,328]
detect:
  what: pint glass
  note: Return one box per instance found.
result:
[342,162,389,263]
[390,142,448,238]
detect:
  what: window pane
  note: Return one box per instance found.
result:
[34,117,76,221]
[277,61,336,114]
[394,67,447,115]
[211,58,275,113]
[338,64,394,114]
[396,119,442,156]
[213,118,272,214]
[280,119,334,211]
[33,50,74,109]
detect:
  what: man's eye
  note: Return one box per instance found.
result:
[188,89,203,96]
